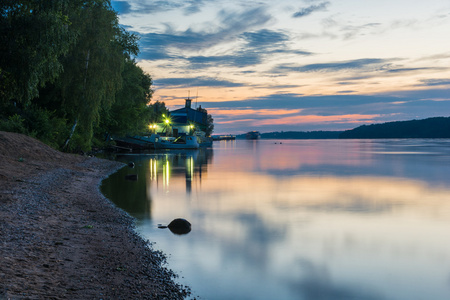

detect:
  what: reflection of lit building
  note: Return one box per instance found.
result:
[147,149,212,193]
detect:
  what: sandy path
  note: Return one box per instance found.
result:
[0,132,189,299]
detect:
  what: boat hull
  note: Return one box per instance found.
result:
[246,131,261,139]
[155,135,199,149]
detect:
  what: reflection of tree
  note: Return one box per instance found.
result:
[101,149,213,219]
[196,148,213,186]
[101,164,152,220]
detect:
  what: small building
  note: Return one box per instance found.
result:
[152,98,208,137]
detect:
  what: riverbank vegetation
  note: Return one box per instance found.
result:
[0,0,167,151]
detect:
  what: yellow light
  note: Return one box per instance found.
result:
[165,119,170,124]
[165,160,170,187]
[190,125,194,129]
[190,157,194,181]
[163,159,170,188]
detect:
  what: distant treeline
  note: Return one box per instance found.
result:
[236,131,343,139]
[339,117,450,139]
[237,116,450,140]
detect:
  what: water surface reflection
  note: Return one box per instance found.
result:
[102,140,450,300]
[102,149,212,220]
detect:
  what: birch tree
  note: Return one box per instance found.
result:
[57,0,138,150]
[0,0,73,104]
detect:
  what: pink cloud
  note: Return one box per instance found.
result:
[208,108,303,117]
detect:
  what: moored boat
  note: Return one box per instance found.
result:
[111,135,155,151]
[194,130,213,147]
[246,131,261,140]
[155,135,199,149]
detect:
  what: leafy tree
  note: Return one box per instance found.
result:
[148,101,169,124]
[97,60,153,138]
[205,114,214,137]
[196,106,214,136]
[52,0,138,151]
[0,0,160,151]
[0,0,73,104]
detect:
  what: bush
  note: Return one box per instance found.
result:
[0,114,27,134]
[23,106,69,149]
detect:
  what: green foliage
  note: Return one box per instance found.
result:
[0,114,27,134]
[195,106,214,136]
[55,1,126,150]
[0,0,74,104]
[97,60,153,138]
[0,0,156,151]
[117,27,140,59]
[205,114,214,137]
[23,106,68,148]
[148,101,169,124]
[0,105,68,149]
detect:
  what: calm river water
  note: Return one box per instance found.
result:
[101,139,450,300]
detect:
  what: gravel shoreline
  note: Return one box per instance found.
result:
[0,132,190,299]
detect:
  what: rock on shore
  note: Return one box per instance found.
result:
[0,131,189,299]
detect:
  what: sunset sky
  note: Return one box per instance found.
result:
[111,0,450,134]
